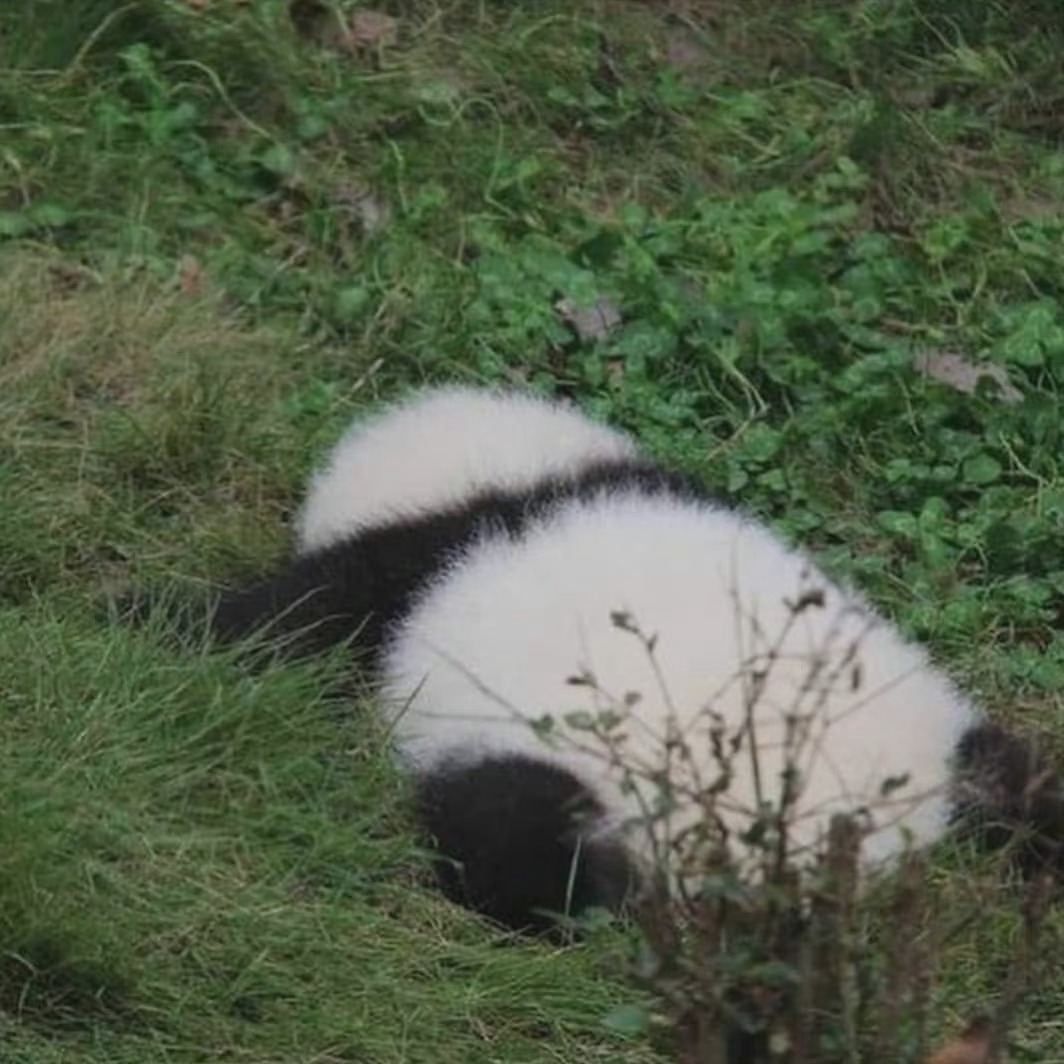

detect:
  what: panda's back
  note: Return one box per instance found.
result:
[381,489,978,865]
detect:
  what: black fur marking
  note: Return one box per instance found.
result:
[189,458,706,664]
[415,754,637,935]
[952,722,1064,874]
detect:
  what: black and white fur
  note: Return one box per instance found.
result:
[160,386,1064,933]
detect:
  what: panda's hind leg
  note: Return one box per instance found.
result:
[414,754,637,936]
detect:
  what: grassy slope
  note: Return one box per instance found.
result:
[2,0,1064,1059]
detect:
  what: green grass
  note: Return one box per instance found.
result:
[2,0,1064,1059]
[0,603,656,1063]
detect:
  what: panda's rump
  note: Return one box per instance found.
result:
[381,491,978,864]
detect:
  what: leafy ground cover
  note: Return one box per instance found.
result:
[2,1,1064,1060]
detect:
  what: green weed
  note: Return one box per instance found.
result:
[3,0,1064,1059]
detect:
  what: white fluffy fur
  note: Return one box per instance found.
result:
[297,386,637,553]
[381,491,978,868]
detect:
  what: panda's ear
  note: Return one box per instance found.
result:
[952,722,1064,874]
[923,1015,991,1064]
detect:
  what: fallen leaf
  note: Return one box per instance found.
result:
[176,254,204,296]
[923,1016,991,1064]
[333,183,392,234]
[291,2,397,54]
[556,297,622,342]
[913,349,1022,404]
[1002,196,1060,223]
[350,9,398,48]
[47,261,99,292]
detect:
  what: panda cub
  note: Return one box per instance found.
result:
[191,386,1063,933]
